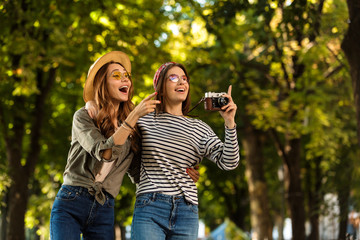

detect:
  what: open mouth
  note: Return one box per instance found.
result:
[119,86,129,93]
[175,88,185,93]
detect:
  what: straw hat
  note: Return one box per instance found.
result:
[83,51,131,102]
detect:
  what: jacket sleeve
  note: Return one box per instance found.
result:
[72,107,131,163]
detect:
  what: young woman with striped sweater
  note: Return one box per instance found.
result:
[130,62,240,240]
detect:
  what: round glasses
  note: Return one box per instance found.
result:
[111,71,131,81]
[167,74,189,83]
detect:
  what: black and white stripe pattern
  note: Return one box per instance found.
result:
[136,112,240,205]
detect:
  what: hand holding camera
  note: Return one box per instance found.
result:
[204,86,236,128]
[204,92,229,111]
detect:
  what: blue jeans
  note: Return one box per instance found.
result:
[50,185,115,240]
[131,192,199,240]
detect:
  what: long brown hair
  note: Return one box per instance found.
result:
[92,61,140,153]
[154,63,191,115]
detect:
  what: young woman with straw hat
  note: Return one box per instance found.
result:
[50,51,160,240]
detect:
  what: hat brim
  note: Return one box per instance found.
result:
[83,51,131,102]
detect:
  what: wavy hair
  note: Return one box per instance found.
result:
[92,61,141,153]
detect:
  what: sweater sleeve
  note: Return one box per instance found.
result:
[72,108,131,163]
[202,125,240,170]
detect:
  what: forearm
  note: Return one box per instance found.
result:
[220,128,240,170]
[124,109,138,130]
[112,111,139,145]
[102,127,131,160]
[102,125,133,160]
[224,119,235,129]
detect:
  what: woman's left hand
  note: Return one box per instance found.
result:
[219,85,237,128]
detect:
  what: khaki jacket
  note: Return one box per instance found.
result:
[62,107,138,205]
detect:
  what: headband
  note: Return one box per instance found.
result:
[153,62,176,90]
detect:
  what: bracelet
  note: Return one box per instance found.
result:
[123,120,135,131]
[121,124,132,132]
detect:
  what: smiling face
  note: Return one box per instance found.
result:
[106,63,131,103]
[164,66,189,106]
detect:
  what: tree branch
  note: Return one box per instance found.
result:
[324,64,344,79]
[271,36,291,90]
[268,128,292,175]
[327,44,347,67]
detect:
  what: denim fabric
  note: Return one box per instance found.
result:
[50,185,115,240]
[131,192,199,240]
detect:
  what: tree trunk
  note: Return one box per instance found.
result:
[338,182,351,240]
[6,114,27,239]
[341,1,360,234]
[5,67,56,240]
[306,157,322,240]
[271,130,306,240]
[341,0,360,146]
[0,191,9,240]
[284,138,306,240]
[336,150,354,240]
[7,163,29,240]
[4,53,27,240]
[242,119,273,240]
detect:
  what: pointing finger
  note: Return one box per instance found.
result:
[228,85,232,96]
[143,92,158,101]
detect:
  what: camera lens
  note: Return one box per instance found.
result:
[218,97,229,107]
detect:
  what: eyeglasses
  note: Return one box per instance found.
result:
[111,71,131,80]
[167,74,188,83]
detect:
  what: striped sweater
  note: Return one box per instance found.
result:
[136,112,240,205]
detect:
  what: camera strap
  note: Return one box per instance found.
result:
[188,97,205,114]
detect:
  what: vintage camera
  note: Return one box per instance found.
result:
[204,92,229,111]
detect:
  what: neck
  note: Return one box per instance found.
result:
[112,102,120,115]
[111,102,120,127]
[164,100,183,116]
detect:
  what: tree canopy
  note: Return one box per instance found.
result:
[0,0,358,239]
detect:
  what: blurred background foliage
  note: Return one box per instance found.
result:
[0,0,358,239]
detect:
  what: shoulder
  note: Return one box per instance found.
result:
[73,107,93,125]
[187,117,212,131]
[73,107,89,119]
[178,116,214,137]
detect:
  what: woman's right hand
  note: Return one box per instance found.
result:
[132,92,160,118]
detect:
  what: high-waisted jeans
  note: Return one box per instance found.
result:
[50,185,115,240]
[131,192,199,240]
